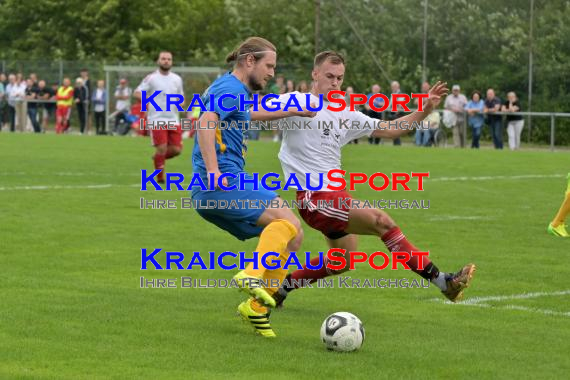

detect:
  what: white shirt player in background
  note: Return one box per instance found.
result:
[134,51,186,183]
[269,51,475,306]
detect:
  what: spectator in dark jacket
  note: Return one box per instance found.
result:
[484,88,503,149]
[74,77,88,134]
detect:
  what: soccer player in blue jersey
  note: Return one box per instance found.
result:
[192,37,315,337]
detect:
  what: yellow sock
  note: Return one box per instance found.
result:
[244,219,297,278]
[262,253,290,296]
[552,191,570,227]
[250,298,267,314]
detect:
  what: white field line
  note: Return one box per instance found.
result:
[430,289,570,318]
[429,174,565,182]
[458,289,570,305]
[0,184,140,191]
[501,305,570,318]
[439,302,570,318]
[0,172,139,177]
[427,216,493,221]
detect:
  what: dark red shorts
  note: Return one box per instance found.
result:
[296,190,353,240]
[150,125,183,147]
[56,106,71,119]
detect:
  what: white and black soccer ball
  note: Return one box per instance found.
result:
[320,312,365,352]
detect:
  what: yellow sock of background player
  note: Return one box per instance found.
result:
[551,178,570,227]
[548,174,570,237]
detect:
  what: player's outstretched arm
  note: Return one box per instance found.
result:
[250,104,317,121]
[371,81,448,139]
[197,111,227,189]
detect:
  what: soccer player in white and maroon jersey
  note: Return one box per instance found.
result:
[134,51,185,183]
[272,51,475,305]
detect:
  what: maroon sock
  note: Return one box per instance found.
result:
[381,226,439,280]
[153,153,166,171]
[165,150,176,159]
[288,255,333,290]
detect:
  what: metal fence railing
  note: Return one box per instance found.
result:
[444,110,570,151]
[2,99,569,150]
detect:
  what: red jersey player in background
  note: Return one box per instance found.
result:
[134,51,186,183]
[55,77,74,134]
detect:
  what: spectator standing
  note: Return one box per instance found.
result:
[92,80,107,135]
[113,78,132,134]
[502,91,524,150]
[268,75,285,142]
[388,81,405,146]
[444,84,468,147]
[465,91,485,148]
[13,73,27,132]
[268,75,285,95]
[484,88,503,149]
[296,80,309,93]
[6,74,17,132]
[414,82,431,146]
[0,74,4,131]
[365,83,383,145]
[25,78,41,133]
[345,86,359,144]
[286,79,295,93]
[80,69,91,95]
[56,78,74,134]
[74,78,88,134]
[80,69,91,132]
[37,80,55,132]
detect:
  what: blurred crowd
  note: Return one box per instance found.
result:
[0,70,144,136]
[0,70,526,150]
[262,76,525,151]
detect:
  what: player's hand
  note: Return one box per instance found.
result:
[293,104,318,118]
[423,81,448,112]
[209,170,228,190]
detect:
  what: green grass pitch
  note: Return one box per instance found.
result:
[1,133,569,379]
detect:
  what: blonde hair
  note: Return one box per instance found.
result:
[314,51,345,68]
[225,37,276,65]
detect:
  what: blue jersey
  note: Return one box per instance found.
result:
[192,72,251,175]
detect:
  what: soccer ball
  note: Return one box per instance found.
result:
[320,312,365,352]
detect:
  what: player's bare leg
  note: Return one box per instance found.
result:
[165,144,182,160]
[153,143,168,183]
[56,114,64,134]
[280,203,475,303]
[345,205,475,302]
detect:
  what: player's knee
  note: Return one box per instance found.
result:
[170,146,182,156]
[155,144,167,154]
[333,265,351,275]
[373,210,396,234]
